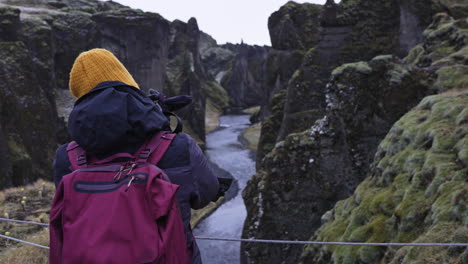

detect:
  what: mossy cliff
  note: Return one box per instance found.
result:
[201,42,272,114]
[0,0,235,188]
[0,4,68,188]
[0,0,172,188]
[242,0,467,263]
[268,2,322,51]
[242,55,434,264]
[165,18,211,142]
[300,9,468,263]
[302,90,468,264]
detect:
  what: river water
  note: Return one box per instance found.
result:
[193,115,256,264]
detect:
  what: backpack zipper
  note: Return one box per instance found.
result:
[73,173,148,194]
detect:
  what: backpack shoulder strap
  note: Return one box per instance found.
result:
[136,131,176,165]
[66,141,88,171]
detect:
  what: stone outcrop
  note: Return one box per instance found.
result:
[242,0,467,263]
[268,2,322,50]
[166,18,209,142]
[300,7,467,264]
[0,41,64,187]
[242,55,434,264]
[0,1,174,188]
[0,0,281,189]
[254,49,304,164]
[219,43,270,109]
[0,0,231,188]
[0,7,67,188]
[201,42,271,112]
[302,90,468,264]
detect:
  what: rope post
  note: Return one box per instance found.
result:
[41,183,46,196]
[21,200,26,212]
[3,232,10,246]
[3,213,10,229]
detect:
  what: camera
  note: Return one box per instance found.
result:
[148,89,233,197]
[148,89,192,134]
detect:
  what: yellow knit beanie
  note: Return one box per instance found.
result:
[69,48,139,98]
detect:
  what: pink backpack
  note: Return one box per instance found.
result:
[50,131,189,264]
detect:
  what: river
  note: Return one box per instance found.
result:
[193,115,256,264]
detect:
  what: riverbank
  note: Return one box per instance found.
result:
[240,122,261,152]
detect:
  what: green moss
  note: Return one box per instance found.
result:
[202,81,229,111]
[372,54,393,61]
[308,91,468,263]
[456,138,468,167]
[0,6,21,17]
[433,65,468,92]
[404,45,425,65]
[424,20,456,40]
[6,137,30,163]
[332,61,372,78]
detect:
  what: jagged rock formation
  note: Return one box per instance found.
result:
[302,90,468,263]
[166,18,209,142]
[254,0,411,165]
[242,0,467,263]
[300,7,468,264]
[255,48,305,164]
[0,41,66,188]
[268,2,322,50]
[242,55,434,264]
[0,0,177,188]
[0,0,235,188]
[201,42,271,112]
[219,43,270,110]
[0,0,277,189]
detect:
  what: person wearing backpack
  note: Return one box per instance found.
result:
[50,48,219,264]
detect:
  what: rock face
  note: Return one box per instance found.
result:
[219,43,270,109]
[0,0,177,188]
[0,6,67,188]
[0,41,65,188]
[166,18,209,142]
[242,0,467,263]
[302,90,468,264]
[0,0,237,188]
[268,2,322,50]
[242,56,434,264]
[201,42,271,112]
[0,0,280,189]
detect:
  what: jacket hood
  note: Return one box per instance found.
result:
[68,81,170,155]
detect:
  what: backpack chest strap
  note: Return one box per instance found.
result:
[66,141,88,171]
[66,131,176,171]
[136,131,176,165]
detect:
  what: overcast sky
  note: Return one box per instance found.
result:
[113,0,326,46]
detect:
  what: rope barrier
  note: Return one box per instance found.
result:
[0,217,48,227]
[195,236,468,247]
[1,218,467,249]
[0,234,49,249]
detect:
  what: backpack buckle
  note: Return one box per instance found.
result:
[77,154,87,166]
[139,148,151,159]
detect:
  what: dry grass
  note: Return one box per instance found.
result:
[241,122,262,151]
[0,229,49,264]
[242,106,260,115]
[0,180,54,263]
[205,100,222,133]
[440,87,468,96]
[190,197,225,228]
